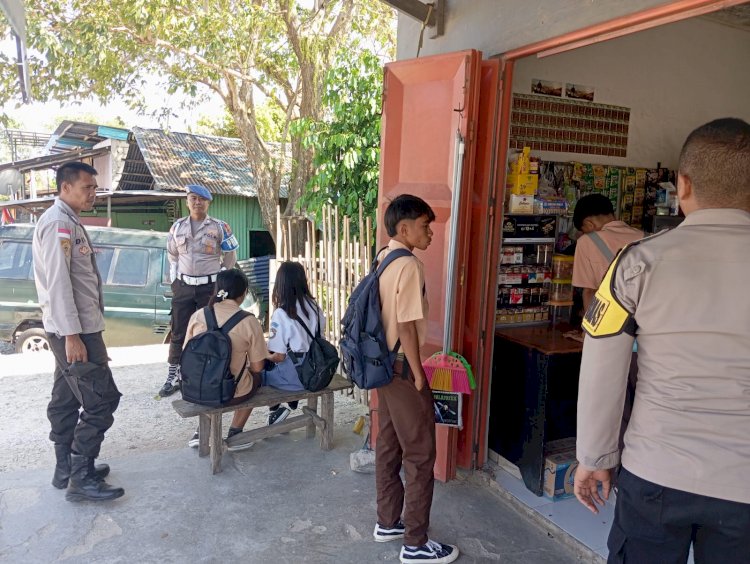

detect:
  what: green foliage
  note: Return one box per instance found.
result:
[0,0,395,236]
[196,103,285,142]
[293,49,382,221]
[195,112,239,138]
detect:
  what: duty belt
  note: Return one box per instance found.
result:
[179,273,219,286]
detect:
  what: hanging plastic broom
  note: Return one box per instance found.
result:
[423,132,475,395]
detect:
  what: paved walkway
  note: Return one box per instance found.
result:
[1,427,585,563]
[1,346,586,563]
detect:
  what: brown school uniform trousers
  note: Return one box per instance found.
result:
[376,359,436,547]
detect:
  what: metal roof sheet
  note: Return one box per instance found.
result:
[131,127,288,199]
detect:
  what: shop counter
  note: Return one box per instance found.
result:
[489,324,583,496]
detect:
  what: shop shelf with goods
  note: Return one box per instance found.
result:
[496,214,558,328]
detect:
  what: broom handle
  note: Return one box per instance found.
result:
[443,130,465,355]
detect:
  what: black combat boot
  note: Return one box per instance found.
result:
[52,444,111,489]
[66,454,124,502]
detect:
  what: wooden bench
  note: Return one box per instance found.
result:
[172,374,352,474]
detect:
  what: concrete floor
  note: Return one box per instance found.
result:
[1,427,584,563]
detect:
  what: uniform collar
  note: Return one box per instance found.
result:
[186,215,212,225]
[54,198,81,224]
[387,239,412,252]
[601,220,630,231]
[214,299,241,310]
[680,208,750,227]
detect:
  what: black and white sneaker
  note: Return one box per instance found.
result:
[373,520,405,542]
[159,376,180,397]
[400,540,459,563]
[188,431,199,448]
[225,427,255,452]
[268,406,291,426]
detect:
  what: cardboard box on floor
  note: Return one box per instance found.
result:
[543,437,578,500]
[543,447,578,501]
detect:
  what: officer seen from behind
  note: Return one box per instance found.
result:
[575,118,750,563]
[159,184,239,397]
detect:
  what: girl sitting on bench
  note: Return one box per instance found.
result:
[183,269,267,450]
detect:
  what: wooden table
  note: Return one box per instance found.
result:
[489,324,583,496]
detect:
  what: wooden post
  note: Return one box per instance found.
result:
[306,396,318,439]
[276,205,283,259]
[333,206,340,343]
[210,413,223,474]
[198,414,210,458]
[320,392,334,450]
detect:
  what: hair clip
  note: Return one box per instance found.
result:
[216,289,229,299]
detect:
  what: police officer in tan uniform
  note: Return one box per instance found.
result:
[158,184,239,396]
[574,118,750,563]
[32,162,124,502]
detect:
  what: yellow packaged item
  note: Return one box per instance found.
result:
[507,174,539,196]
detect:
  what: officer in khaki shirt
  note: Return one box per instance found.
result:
[575,118,750,563]
[32,162,124,502]
[159,184,239,397]
[373,195,459,564]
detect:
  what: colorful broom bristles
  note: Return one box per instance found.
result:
[423,352,475,394]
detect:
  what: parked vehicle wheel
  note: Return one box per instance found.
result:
[15,329,51,354]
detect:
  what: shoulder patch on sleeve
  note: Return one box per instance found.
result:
[219,221,239,252]
[581,246,636,338]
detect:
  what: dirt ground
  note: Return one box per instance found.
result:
[0,357,369,474]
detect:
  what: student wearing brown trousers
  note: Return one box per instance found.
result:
[372,195,459,564]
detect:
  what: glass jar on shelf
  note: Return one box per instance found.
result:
[551,279,573,302]
[552,254,574,279]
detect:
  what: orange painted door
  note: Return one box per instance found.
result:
[456,59,505,469]
[376,49,482,353]
[370,50,483,481]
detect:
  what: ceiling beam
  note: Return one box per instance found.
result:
[380,0,444,37]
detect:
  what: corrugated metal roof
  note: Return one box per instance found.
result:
[131,127,288,198]
[45,120,130,155]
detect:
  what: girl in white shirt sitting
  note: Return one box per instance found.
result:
[232,261,326,430]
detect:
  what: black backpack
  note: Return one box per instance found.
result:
[340,248,412,390]
[293,308,340,392]
[180,307,250,407]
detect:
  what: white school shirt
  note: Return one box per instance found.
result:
[268,301,326,354]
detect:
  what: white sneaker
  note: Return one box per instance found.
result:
[400,540,459,563]
[188,431,199,448]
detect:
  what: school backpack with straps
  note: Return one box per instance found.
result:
[340,247,413,390]
[293,309,340,392]
[180,306,250,407]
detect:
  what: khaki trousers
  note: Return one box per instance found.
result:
[375,360,436,547]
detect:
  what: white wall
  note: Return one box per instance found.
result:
[397,0,667,60]
[511,18,750,168]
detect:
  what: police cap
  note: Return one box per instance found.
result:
[185,184,213,201]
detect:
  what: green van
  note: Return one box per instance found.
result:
[0,224,174,353]
[0,224,263,353]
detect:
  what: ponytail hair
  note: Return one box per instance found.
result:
[209,268,248,306]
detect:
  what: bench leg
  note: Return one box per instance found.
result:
[210,412,223,474]
[320,392,334,451]
[306,396,318,439]
[198,414,210,457]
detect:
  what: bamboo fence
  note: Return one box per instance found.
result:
[272,203,374,405]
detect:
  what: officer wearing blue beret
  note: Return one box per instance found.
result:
[159,184,240,398]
